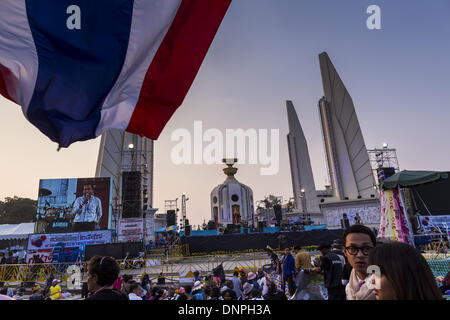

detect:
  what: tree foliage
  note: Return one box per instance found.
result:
[257,195,282,209]
[0,196,37,224]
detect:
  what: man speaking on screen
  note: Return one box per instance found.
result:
[71,183,102,232]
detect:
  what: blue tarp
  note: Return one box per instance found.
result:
[304,225,327,231]
[155,226,178,233]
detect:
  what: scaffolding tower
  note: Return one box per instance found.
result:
[367,146,400,185]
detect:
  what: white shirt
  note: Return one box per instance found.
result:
[128,293,142,300]
[71,195,102,223]
[258,277,269,296]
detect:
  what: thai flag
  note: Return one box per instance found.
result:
[0,0,231,148]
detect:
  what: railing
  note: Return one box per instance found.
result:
[0,250,447,284]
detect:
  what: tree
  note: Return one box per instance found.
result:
[257,195,282,209]
[0,196,38,224]
[285,199,295,213]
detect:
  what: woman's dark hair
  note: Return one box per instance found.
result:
[129,282,140,293]
[267,282,277,295]
[342,224,377,247]
[177,293,187,301]
[151,287,164,300]
[209,287,221,299]
[368,241,442,300]
[141,274,150,286]
[87,256,120,287]
[123,274,133,283]
[184,285,192,295]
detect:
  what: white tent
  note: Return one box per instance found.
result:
[0,223,35,240]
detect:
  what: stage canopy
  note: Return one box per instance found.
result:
[381,170,448,190]
[0,223,34,240]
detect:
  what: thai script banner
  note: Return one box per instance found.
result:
[419,215,450,233]
[27,230,112,251]
[118,218,143,242]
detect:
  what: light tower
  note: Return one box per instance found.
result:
[181,193,189,233]
[367,143,400,185]
[96,129,154,242]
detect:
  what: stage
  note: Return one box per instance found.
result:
[180,229,345,254]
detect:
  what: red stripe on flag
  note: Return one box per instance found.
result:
[126,0,231,139]
[0,65,16,103]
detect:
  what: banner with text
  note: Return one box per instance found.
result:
[27,230,112,251]
[118,218,143,242]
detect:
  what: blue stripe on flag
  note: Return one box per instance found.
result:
[25,0,134,147]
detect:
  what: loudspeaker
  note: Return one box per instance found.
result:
[377,167,396,183]
[166,210,176,226]
[122,171,141,218]
[273,204,282,222]
[185,225,191,236]
[341,214,350,229]
[207,220,216,230]
[258,221,266,232]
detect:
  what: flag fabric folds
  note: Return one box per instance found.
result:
[0,0,231,148]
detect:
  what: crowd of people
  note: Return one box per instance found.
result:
[0,250,26,265]
[0,225,448,300]
[76,224,448,301]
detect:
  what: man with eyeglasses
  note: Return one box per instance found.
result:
[342,225,377,300]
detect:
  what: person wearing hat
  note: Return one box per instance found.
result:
[311,243,346,300]
[49,279,62,300]
[191,280,205,300]
[29,285,44,300]
[246,272,262,292]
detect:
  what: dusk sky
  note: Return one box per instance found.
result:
[1,0,449,227]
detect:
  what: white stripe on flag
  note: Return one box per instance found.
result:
[95,0,182,136]
[0,0,39,114]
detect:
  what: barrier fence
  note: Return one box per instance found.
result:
[0,252,448,285]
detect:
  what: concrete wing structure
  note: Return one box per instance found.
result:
[318,52,376,200]
[286,101,320,213]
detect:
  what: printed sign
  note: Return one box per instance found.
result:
[26,249,53,264]
[27,230,112,251]
[419,215,450,233]
[118,218,143,242]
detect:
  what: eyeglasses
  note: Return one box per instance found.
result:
[344,246,374,256]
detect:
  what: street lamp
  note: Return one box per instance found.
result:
[181,193,189,233]
[299,188,307,223]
